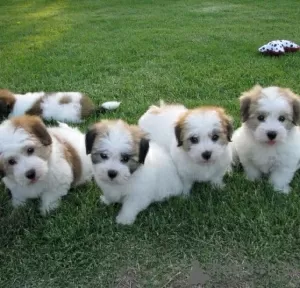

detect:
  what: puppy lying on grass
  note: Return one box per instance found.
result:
[0,89,120,123]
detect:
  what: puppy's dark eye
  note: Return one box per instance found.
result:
[100,153,108,160]
[257,115,265,122]
[27,147,34,155]
[8,158,16,165]
[278,116,285,122]
[121,154,130,163]
[189,136,199,144]
[212,134,219,142]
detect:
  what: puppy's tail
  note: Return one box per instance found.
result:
[159,99,166,107]
[147,99,166,112]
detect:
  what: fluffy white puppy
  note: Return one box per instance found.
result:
[85,119,183,225]
[0,115,93,214]
[232,85,300,193]
[0,89,105,123]
[139,103,233,195]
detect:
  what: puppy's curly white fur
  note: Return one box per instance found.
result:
[138,102,233,195]
[232,85,300,193]
[85,119,183,225]
[0,115,93,214]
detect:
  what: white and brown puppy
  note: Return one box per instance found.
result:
[85,120,183,225]
[232,85,300,193]
[0,89,104,123]
[0,115,93,214]
[138,103,233,195]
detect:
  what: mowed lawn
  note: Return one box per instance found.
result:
[1,0,300,287]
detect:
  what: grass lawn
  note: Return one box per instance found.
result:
[1,0,300,287]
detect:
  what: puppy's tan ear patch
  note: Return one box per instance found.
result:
[128,125,149,159]
[0,160,5,178]
[12,116,52,146]
[239,85,262,122]
[0,89,16,115]
[292,98,300,125]
[223,115,234,142]
[80,95,96,118]
[31,118,52,146]
[138,138,150,164]
[85,126,98,155]
[85,122,109,154]
[279,88,300,125]
[175,115,186,147]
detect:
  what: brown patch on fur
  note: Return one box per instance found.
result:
[239,85,263,122]
[11,115,52,146]
[26,97,44,116]
[217,108,234,142]
[0,89,16,112]
[127,124,148,156]
[175,113,186,147]
[80,95,96,118]
[0,160,5,178]
[279,87,300,125]
[59,95,72,105]
[53,134,82,186]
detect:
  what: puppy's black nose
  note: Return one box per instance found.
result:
[108,170,118,179]
[202,151,212,160]
[267,131,277,140]
[25,169,36,180]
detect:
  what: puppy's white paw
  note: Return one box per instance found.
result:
[12,198,26,208]
[211,180,225,190]
[39,200,59,216]
[274,185,291,194]
[116,214,135,225]
[182,183,192,197]
[246,172,261,181]
[100,195,111,205]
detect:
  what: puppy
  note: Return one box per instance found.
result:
[0,115,93,214]
[138,103,233,195]
[232,85,300,193]
[0,89,99,123]
[85,120,183,225]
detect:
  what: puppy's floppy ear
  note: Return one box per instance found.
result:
[0,100,10,119]
[292,98,300,125]
[279,88,300,125]
[85,126,98,155]
[239,96,251,122]
[0,161,5,179]
[30,118,52,146]
[225,116,234,142]
[174,123,183,147]
[239,85,262,122]
[138,138,150,164]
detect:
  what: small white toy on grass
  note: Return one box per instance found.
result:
[101,101,121,110]
[258,40,300,56]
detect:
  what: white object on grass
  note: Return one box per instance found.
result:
[101,101,121,110]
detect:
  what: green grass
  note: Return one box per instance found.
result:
[1,0,300,287]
